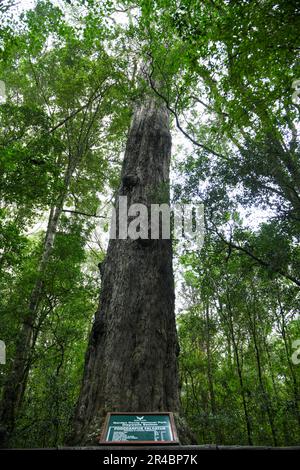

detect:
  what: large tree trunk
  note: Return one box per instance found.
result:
[69,97,182,445]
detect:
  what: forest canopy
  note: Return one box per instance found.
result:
[0,0,300,447]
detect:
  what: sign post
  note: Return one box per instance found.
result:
[98,412,179,445]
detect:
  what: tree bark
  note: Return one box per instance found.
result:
[69,96,181,445]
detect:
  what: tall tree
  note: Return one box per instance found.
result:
[0,0,129,444]
[69,91,183,444]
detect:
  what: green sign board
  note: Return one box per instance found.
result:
[99,413,179,444]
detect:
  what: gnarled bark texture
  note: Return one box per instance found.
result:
[69,97,181,445]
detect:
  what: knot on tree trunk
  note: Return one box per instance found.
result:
[97,260,106,278]
[121,174,139,191]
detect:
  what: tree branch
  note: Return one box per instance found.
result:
[146,53,231,162]
[62,209,105,218]
[212,224,300,288]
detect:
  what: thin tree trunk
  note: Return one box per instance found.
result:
[276,293,300,429]
[251,320,278,446]
[204,303,222,443]
[245,298,278,446]
[0,157,75,445]
[221,295,253,446]
[69,97,182,445]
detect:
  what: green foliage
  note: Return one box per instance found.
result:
[0,0,299,448]
[179,236,300,446]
